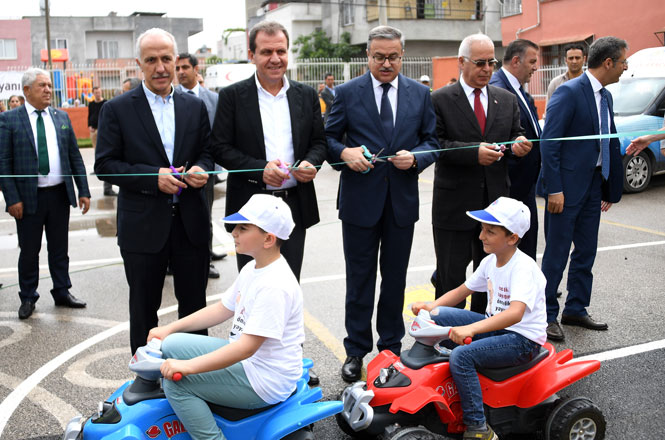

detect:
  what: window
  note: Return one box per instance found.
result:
[0,39,17,59]
[342,0,354,26]
[97,40,119,59]
[501,0,522,17]
[50,38,67,49]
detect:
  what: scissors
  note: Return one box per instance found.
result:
[360,146,386,174]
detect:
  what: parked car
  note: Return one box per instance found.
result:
[607,47,665,193]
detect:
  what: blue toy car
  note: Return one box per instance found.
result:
[62,340,342,440]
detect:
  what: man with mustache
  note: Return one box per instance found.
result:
[95,28,213,354]
[431,33,532,314]
[326,25,439,382]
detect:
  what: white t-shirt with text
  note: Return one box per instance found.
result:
[221,256,304,404]
[465,249,547,345]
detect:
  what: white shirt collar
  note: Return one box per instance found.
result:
[459,75,486,97]
[370,73,399,90]
[501,67,523,92]
[24,100,47,116]
[142,81,174,102]
[586,70,603,93]
[182,82,201,97]
[255,73,289,97]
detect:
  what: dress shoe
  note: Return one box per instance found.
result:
[18,301,35,319]
[546,321,565,341]
[561,314,608,330]
[208,264,220,279]
[54,293,87,308]
[341,356,363,382]
[211,252,227,261]
[307,369,320,386]
[104,189,118,196]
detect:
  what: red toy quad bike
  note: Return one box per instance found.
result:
[337,310,606,440]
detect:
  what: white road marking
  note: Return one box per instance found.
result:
[576,339,665,363]
[64,348,132,389]
[0,320,31,351]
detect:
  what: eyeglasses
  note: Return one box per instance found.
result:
[463,56,498,67]
[615,58,628,67]
[372,54,402,64]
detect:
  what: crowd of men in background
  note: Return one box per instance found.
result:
[0,20,643,390]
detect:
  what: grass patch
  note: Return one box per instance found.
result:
[77,138,92,148]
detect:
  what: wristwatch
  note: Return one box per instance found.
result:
[411,156,418,169]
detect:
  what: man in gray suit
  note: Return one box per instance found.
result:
[176,53,226,279]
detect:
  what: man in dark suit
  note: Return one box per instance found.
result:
[326,25,439,382]
[538,36,626,341]
[489,39,542,260]
[211,21,327,281]
[431,33,532,314]
[176,52,226,279]
[320,73,335,124]
[0,68,90,319]
[95,28,213,354]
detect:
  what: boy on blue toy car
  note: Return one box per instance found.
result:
[411,197,547,440]
[148,194,304,440]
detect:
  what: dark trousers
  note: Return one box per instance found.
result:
[433,225,487,313]
[16,184,72,303]
[512,185,538,261]
[236,190,306,281]
[342,201,414,357]
[122,207,209,354]
[541,170,602,322]
[205,172,215,258]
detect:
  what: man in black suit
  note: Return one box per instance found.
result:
[210,21,327,281]
[320,72,335,124]
[489,39,542,260]
[0,68,90,320]
[95,28,213,354]
[431,33,532,313]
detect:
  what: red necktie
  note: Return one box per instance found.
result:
[474,88,486,135]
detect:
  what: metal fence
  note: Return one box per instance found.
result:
[528,64,567,100]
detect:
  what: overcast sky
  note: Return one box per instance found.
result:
[1,0,246,52]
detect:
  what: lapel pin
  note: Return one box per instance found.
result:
[61,124,68,129]
[494,99,498,104]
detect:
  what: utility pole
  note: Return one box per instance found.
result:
[379,0,388,26]
[45,0,53,72]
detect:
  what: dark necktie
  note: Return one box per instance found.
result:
[519,85,541,136]
[380,82,393,141]
[187,90,195,95]
[473,88,486,135]
[36,110,49,176]
[600,88,610,179]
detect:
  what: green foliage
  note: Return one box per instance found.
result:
[206,55,223,65]
[293,30,361,61]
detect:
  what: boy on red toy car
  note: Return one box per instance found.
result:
[412,197,547,440]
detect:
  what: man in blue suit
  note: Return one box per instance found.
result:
[538,36,626,341]
[326,25,439,382]
[490,39,542,260]
[0,68,91,319]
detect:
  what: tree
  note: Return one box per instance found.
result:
[293,30,361,61]
[206,55,223,65]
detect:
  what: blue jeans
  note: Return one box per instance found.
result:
[430,307,541,427]
[161,333,269,440]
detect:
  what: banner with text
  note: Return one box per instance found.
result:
[0,71,24,100]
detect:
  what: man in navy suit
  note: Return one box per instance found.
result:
[326,25,439,382]
[176,52,226,279]
[490,39,542,260]
[0,68,91,319]
[95,29,213,354]
[538,36,626,341]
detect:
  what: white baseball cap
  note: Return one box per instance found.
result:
[420,74,430,82]
[466,197,531,238]
[222,194,295,240]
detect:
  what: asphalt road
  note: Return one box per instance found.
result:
[0,147,663,440]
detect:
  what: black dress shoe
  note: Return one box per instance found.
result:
[561,314,608,330]
[18,301,35,319]
[208,264,220,279]
[54,293,87,308]
[307,369,320,386]
[546,321,565,341]
[211,252,227,261]
[341,356,363,382]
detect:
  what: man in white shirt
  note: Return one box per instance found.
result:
[0,68,91,319]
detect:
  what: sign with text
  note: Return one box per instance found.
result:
[0,71,24,100]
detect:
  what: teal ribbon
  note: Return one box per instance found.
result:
[0,129,662,178]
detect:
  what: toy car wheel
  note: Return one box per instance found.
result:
[381,424,438,440]
[623,151,652,193]
[545,396,606,440]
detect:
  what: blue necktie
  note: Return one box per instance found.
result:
[380,83,393,141]
[600,88,610,180]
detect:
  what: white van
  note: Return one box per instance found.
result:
[607,46,665,193]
